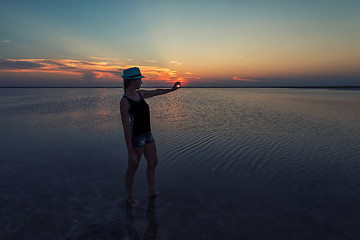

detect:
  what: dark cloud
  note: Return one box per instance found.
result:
[79,61,97,66]
[40,60,66,66]
[0,59,44,70]
[0,69,123,87]
[81,71,97,82]
[97,70,122,78]
[59,66,78,70]
[67,61,96,66]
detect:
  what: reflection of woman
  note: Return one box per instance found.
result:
[120,67,181,205]
[125,198,158,239]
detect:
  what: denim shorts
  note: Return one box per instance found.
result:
[131,132,155,148]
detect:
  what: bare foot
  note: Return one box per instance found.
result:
[126,197,140,206]
[149,191,159,198]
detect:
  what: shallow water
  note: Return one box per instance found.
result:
[0,88,359,239]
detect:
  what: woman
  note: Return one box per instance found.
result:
[120,67,181,205]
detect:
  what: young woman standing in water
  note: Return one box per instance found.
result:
[120,67,181,205]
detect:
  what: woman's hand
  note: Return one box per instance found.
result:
[128,151,139,165]
[172,82,182,91]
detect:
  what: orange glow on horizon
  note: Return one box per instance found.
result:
[0,58,197,86]
[232,76,263,82]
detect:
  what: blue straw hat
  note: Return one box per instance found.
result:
[122,67,145,79]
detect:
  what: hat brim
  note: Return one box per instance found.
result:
[122,75,145,79]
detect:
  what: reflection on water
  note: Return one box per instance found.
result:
[0,88,359,239]
[126,198,159,240]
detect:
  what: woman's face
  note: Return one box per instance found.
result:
[130,78,142,89]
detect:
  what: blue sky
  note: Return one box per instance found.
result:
[1,0,360,87]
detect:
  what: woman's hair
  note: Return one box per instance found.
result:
[123,78,132,91]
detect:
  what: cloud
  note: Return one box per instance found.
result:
[40,60,70,68]
[232,76,264,82]
[146,60,157,63]
[169,60,183,67]
[82,71,97,82]
[0,59,122,82]
[0,58,196,87]
[0,59,44,70]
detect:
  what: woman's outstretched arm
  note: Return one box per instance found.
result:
[139,82,181,99]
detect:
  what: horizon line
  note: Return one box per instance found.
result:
[1,86,359,89]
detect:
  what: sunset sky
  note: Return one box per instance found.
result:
[1,0,359,87]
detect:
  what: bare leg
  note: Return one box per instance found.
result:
[144,141,159,197]
[125,147,144,204]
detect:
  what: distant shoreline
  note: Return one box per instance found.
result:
[1,86,359,89]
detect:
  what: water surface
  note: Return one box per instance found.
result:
[1,88,359,239]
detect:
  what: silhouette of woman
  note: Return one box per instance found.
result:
[120,67,181,205]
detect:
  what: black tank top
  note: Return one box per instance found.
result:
[123,92,151,137]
